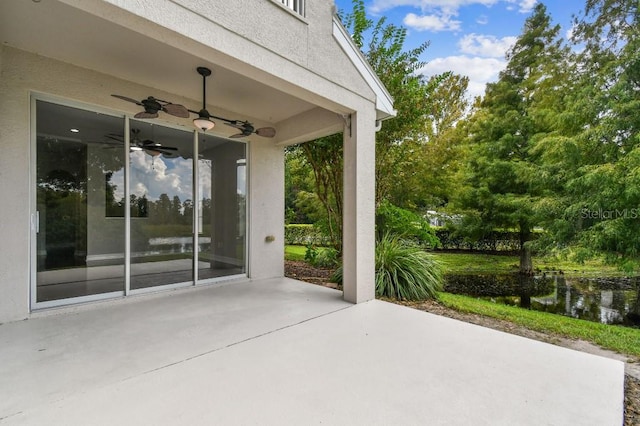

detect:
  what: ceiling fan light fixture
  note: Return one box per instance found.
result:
[193,67,216,132]
[194,111,215,131]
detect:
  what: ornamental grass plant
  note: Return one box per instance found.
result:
[332,232,443,300]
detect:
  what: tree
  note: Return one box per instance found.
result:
[402,73,471,209]
[284,147,315,224]
[287,0,471,251]
[454,4,568,273]
[298,136,343,250]
[361,16,438,205]
[170,195,182,224]
[156,193,172,225]
[545,0,640,269]
[182,199,193,225]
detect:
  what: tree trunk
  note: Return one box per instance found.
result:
[519,228,533,275]
[519,244,533,275]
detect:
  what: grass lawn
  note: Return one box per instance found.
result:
[283,245,640,357]
[285,245,307,261]
[438,292,640,358]
[430,252,627,277]
[286,246,627,277]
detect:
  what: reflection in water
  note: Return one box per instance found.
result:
[145,237,211,255]
[444,274,640,327]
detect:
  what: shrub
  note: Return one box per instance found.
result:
[305,244,339,268]
[376,201,439,248]
[434,229,529,252]
[284,224,331,246]
[332,233,443,300]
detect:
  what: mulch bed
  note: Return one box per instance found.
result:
[284,260,640,425]
[284,260,340,289]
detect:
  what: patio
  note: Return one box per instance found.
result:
[0,278,624,425]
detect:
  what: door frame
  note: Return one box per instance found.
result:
[30,94,249,311]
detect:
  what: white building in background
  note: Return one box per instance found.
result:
[0,0,394,323]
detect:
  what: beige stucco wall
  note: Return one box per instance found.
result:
[152,0,373,98]
[0,0,383,322]
[57,0,375,112]
[248,139,286,279]
[0,47,285,322]
[0,45,31,322]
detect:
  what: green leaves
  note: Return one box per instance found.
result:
[545,0,640,268]
[374,233,443,300]
[454,4,569,254]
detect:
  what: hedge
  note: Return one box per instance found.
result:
[285,224,332,246]
[434,229,532,252]
[286,224,529,252]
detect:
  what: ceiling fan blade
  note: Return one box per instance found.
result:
[142,140,179,151]
[111,94,144,106]
[230,133,246,139]
[224,122,244,130]
[134,111,159,119]
[162,103,190,118]
[256,127,276,138]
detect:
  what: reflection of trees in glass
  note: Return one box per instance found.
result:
[132,194,148,217]
[120,193,193,226]
[105,172,122,216]
[172,196,182,223]
[37,138,89,268]
[105,172,149,217]
[237,194,246,236]
[107,189,197,225]
[182,199,193,225]
[38,170,85,246]
[201,198,212,220]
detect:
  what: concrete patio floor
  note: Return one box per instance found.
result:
[0,278,624,425]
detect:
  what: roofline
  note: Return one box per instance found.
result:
[332,16,396,120]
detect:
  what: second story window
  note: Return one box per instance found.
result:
[280,0,304,16]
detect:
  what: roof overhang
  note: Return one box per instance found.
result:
[332,16,397,121]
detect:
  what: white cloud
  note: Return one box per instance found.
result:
[370,0,536,15]
[370,0,499,14]
[565,23,576,42]
[403,12,461,32]
[458,33,517,57]
[420,55,507,99]
[505,0,537,13]
[476,14,489,25]
[517,0,536,13]
[129,152,193,203]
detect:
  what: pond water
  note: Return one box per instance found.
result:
[444,274,640,327]
[147,237,211,255]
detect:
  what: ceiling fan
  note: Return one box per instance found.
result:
[111,95,190,119]
[106,129,178,156]
[224,120,277,138]
[189,66,276,138]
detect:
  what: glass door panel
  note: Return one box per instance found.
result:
[129,122,194,290]
[34,100,248,305]
[35,100,125,302]
[197,135,247,281]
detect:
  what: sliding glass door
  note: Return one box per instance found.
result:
[129,121,195,290]
[197,134,247,281]
[33,98,248,308]
[35,100,126,302]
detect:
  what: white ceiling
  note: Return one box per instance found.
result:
[0,0,317,124]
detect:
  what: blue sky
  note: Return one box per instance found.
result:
[333,0,586,98]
